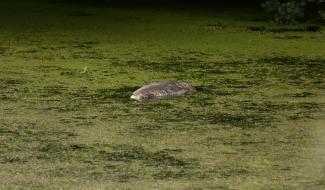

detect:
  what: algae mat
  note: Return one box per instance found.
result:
[0,0,325,189]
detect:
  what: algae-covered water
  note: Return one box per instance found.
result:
[0,0,324,189]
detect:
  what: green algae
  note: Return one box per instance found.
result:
[0,0,324,190]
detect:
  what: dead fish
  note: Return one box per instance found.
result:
[130,81,196,101]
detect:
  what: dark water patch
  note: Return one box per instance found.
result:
[17,50,39,53]
[38,46,68,51]
[240,100,323,121]
[72,41,99,49]
[197,134,267,147]
[42,101,88,112]
[0,155,28,164]
[183,51,211,57]
[47,164,114,180]
[121,59,191,72]
[268,28,305,33]
[36,65,68,72]
[59,115,96,126]
[67,87,92,100]
[39,143,92,153]
[68,86,137,104]
[67,86,135,105]
[39,143,72,154]
[72,44,92,49]
[240,101,294,112]
[207,22,224,30]
[60,70,77,76]
[70,11,95,17]
[1,121,78,154]
[0,127,20,136]
[0,94,18,101]
[222,140,266,146]
[70,50,106,59]
[305,26,321,32]
[297,102,322,110]
[218,168,251,177]
[30,40,41,43]
[250,18,269,22]
[196,85,222,95]
[247,26,266,32]
[263,56,325,65]
[289,112,314,120]
[149,109,272,129]
[0,78,28,87]
[132,123,165,133]
[116,174,138,183]
[37,90,91,112]
[139,102,175,111]
[70,144,91,150]
[258,56,325,87]
[118,16,141,22]
[31,10,45,13]
[259,56,324,65]
[161,148,183,153]
[240,100,322,112]
[117,58,247,75]
[59,118,94,126]
[222,79,258,89]
[20,129,77,143]
[208,166,252,178]
[97,144,190,167]
[197,137,222,146]
[83,41,100,45]
[273,35,303,40]
[37,142,94,161]
[153,169,188,179]
[39,86,137,112]
[186,186,231,190]
[291,92,314,98]
[95,87,135,101]
[36,141,94,161]
[38,85,68,97]
[0,47,8,55]
[203,112,271,128]
[247,26,321,33]
[36,65,81,77]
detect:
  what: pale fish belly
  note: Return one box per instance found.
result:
[130,81,196,101]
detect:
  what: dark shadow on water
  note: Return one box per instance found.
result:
[67,86,138,104]
[247,26,321,33]
[97,144,190,167]
[272,35,303,40]
[70,11,95,17]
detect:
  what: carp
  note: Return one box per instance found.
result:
[130,81,196,101]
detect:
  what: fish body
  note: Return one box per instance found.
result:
[130,81,196,101]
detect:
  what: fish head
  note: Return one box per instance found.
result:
[130,94,138,100]
[130,93,153,101]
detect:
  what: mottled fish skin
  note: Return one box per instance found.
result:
[130,81,196,101]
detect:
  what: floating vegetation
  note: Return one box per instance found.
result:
[0,1,324,188]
